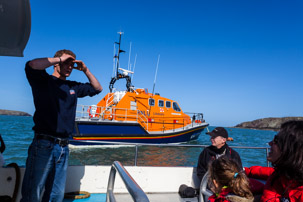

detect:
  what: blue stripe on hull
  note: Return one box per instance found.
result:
[72,122,207,145]
[77,124,147,135]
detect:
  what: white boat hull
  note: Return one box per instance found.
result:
[0,165,200,201]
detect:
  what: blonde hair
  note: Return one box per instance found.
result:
[208,156,253,198]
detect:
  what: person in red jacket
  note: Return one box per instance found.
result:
[208,156,253,202]
[245,121,303,202]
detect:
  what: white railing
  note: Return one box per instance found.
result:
[76,105,149,129]
[107,161,150,202]
[76,105,206,133]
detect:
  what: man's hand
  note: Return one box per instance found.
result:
[73,60,88,73]
[74,61,102,92]
[60,54,75,63]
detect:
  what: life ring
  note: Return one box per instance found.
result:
[87,106,95,118]
[87,106,92,118]
[64,191,91,199]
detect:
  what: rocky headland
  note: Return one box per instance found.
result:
[235,117,303,131]
[0,109,31,116]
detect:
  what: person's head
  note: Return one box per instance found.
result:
[268,120,303,182]
[208,156,253,199]
[53,49,76,79]
[206,127,228,149]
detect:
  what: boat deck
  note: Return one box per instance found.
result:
[115,193,198,202]
[63,193,198,202]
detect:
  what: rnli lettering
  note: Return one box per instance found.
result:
[139,110,146,115]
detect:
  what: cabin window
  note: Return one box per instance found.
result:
[158,100,164,107]
[149,98,155,106]
[173,102,181,112]
[130,101,137,110]
[166,101,171,108]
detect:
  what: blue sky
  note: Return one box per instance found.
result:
[0,0,302,126]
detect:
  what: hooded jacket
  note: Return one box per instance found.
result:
[245,166,303,202]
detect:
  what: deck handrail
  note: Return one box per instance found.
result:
[75,105,206,133]
[69,139,271,167]
[102,93,114,116]
[137,110,148,131]
[106,161,150,202]
[131,144,270,167]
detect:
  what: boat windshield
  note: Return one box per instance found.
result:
[173,102,181,112]
[166,101,171,108]
[149,98,155,106]
[158,100,164,107]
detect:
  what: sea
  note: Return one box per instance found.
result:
[0,115,277,168]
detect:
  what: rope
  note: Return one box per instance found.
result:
[64,191,91,199]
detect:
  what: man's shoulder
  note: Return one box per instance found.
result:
[226,145,240,156]
[25,62,50,80]
[200,146,215,155]
[202,146,212,152]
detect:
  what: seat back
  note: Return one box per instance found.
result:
[199,171,213,202]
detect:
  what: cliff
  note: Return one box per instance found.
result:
[0,109,31,117]
[235,117,303,131]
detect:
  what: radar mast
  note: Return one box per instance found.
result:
[109,32,134,92]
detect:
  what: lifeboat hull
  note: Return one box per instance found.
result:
[71,120,209,145]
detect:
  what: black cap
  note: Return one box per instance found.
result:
[206,127,228,138]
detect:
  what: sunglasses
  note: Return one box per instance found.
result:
[272,135,283,149]
[273,135,279,144]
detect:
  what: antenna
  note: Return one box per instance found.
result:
[118,67,134,75]
[109,32,134,93]
[112,43,116,77]
[115,31,125,78]
[131,54,137,81]
[152,55,160,95]
[128,42,132,71]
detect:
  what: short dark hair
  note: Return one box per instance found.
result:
[54,49,76,58]
[274,121,303,183]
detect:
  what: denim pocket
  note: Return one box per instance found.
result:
[36,139,54,150]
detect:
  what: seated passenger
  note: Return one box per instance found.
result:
[245,121,303,202]
[197,127,242,182]
[208,156,253,202]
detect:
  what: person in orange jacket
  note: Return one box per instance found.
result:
[245,121,303,202]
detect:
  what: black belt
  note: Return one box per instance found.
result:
[35,134,69,147]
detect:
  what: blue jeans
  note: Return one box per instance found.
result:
[21,137,69,202]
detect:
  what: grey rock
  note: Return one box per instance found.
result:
[0,109,31,117]
[235,117,303,131]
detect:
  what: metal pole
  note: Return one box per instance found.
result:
[134,145,138,166]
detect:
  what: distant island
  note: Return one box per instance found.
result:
[0,109,31,116]
[235,117,303,131]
